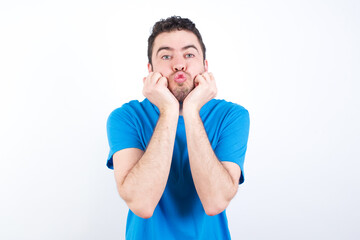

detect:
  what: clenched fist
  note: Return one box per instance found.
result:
[143,72,179,114]
[183,72,217,113]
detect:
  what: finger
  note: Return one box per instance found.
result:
[151,72,162,84]
[201,72,211,82]
[144,72,154,86]
[194,74,206,85]
[208,72,215,81]
[158,76,168,87]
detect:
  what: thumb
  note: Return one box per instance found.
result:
[158,76,168,87]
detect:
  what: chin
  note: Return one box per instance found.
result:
[174,92,187,102]
[171,85,194,102]
[171,89,188,102]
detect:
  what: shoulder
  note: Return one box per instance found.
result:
[107,100,137,124]
[202,99,249,119]
[108,99,156,119]
[107,99,159,130]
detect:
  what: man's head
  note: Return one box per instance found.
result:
[147,16,208,102]
[147,16,206,66]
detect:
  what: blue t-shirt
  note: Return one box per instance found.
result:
[106,98,250,240]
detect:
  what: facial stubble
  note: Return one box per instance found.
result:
[168,72,195,103]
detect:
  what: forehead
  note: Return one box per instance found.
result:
[153,30,203,55]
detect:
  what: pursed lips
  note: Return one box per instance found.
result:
[173,71,188,83]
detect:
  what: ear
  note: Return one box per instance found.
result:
[147,63,153,73]
[204,60,208,72]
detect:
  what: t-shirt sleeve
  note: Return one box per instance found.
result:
[106,106,144,170]
[214,106,250,184]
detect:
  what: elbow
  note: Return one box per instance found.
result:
[204,186,238,216]
[127,200,156,219]
[118,188,157,219]
[204,207,226,216]
[204,201,229,216]
[131,207,155,219]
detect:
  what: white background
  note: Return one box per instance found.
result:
[1,0,359,239]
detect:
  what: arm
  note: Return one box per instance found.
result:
[113,72,179,219]
[183,72,240,216]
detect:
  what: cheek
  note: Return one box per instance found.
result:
[188,65,205,78]
[151,61,166,72]
[155,66,171,77]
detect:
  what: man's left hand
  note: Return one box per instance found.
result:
[183,72,217,113]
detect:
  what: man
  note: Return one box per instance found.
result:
[106,16,250,240]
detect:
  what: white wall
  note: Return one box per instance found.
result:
[1,0,359,239]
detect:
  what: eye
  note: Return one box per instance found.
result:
[185,53,195,58]
[161,55,171,60]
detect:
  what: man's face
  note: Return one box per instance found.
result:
[148,30,208,102]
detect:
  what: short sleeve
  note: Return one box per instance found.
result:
[214,106,250,184]
[106,106,144,169]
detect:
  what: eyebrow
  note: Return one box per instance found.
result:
[182,45,199,53]
[156,45,199,56]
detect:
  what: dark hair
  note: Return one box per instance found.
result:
[147,16,206,65]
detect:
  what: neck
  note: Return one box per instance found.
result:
[179,102,183,116]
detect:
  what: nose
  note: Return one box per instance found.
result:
[172,60,186,72]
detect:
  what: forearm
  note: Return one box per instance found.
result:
[120,109,179,217]
[183,110,238,215]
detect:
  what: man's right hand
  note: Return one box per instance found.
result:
[142,72,179,114]
[115,72,180,219]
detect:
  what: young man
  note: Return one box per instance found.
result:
[106,16,250,239]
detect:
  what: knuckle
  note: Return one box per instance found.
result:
[153,72,161,79]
